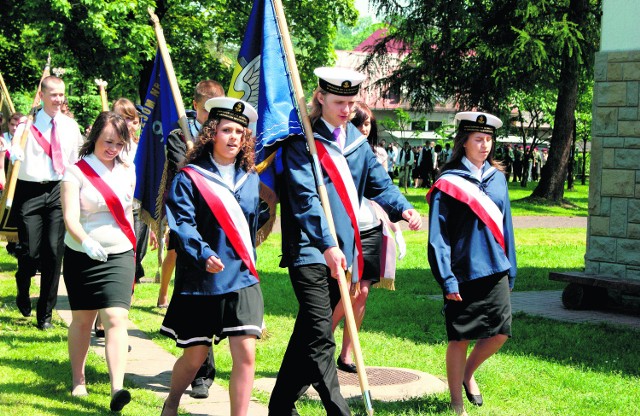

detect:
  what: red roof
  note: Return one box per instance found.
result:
[354,28,408,54]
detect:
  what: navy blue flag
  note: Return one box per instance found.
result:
[228,0,302,243]
[134,50,178,228]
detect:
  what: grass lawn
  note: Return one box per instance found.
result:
[2,211,640,415]
[403,180,589,217]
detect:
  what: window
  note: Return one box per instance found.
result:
[428,121,442,131]
[411,120,426,131]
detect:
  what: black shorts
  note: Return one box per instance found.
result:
[160,283,264,348]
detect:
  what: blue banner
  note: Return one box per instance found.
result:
[228,0,302,243]
[228,0,302,159]
[134,50,178,226]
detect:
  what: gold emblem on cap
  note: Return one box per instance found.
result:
[476,115,487,124]
[233,101,245,113]
[342,81,352,88]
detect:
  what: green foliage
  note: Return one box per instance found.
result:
[0,0,357,114]
[334,17,382,51]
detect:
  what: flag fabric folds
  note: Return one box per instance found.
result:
[228,0,303,243]
[134,50,178,230]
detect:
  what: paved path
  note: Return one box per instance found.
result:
[272,215,587,232]
[510,290,640,330]
[55,279,269,416]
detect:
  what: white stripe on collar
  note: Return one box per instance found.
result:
[188,163,249,192]
[461,156,496,181]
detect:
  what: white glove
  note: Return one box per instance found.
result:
[82,238,108,262]
[395,232,407,260]
[9,145,24,163]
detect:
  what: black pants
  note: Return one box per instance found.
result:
[268,264,350,416]
[192,347,216,386]
[15,180,65,324]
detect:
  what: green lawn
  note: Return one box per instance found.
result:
[402,180,589,217]
[2,215,640,415]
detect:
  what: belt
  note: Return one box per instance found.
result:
[18,179,61,185]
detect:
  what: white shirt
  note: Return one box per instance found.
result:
[321,118,344,150]
[462,156,483,181]
[14,109,83,182]
[63,154,136,254]
[0,132,10,152]
[211,156,236,188]
[358,198,381,231]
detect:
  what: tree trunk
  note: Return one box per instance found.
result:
[531,0,587,202]
[581,138,588,185]
[567,119,577,190]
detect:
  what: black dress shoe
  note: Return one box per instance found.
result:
[37,321,54,330]
[16,294,31,317]
[110,389,131,412]
[94,322,105,338]
[336,356,357,373]
[17,302,32,317]
[190,378,210,399]
[462,381,483,406]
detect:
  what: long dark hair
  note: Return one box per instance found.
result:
[183,117,255,172]
[440,130,503,173]
[79,112,130,163]
[352,101,379,147]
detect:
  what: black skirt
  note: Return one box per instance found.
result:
[444,273,512,341]
[63,247,135,310]
[160,283,264,348]
[360,223,383,283]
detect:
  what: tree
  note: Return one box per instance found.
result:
[363,0,601,203]
[0,0,357,124]
[334,17,382,51]
[379,108,412,146]
[509,88,556,187]
[529,0,599,201]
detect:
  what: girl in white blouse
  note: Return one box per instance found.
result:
[61,112,135,412]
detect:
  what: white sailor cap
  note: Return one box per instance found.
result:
[204,97,258,127]
[454,111,503,135]
[314,67,366,96]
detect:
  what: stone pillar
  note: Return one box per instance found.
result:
[587,0,640,282]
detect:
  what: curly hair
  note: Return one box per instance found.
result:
[182,117,255,172]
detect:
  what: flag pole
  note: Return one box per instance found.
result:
[95,79,109,111]
[0,55,51,221]
[147,9,193,146]
[0,72,16,114]
[271,1,374,414]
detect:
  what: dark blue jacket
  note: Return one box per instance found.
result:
[279,119,413,270]
[428,162,517,294]
[167,157,260,295]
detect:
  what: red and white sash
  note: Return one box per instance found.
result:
[315,139,363,280]
[30,124,55,163]
[76,159,137,253]
[182,166,258,280]
[427,173,505,252]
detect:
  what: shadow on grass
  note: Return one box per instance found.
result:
[0,356,108,415]
[260,266,640,379]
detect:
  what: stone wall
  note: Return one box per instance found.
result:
[587,50,640,281]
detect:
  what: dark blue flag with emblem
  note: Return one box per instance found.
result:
[228,0,303,243]
[134,50,178,229]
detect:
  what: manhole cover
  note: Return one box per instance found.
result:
[337,367,420,386]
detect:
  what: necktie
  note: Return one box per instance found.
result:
[50,118,64,174]
[332,127,343,150]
